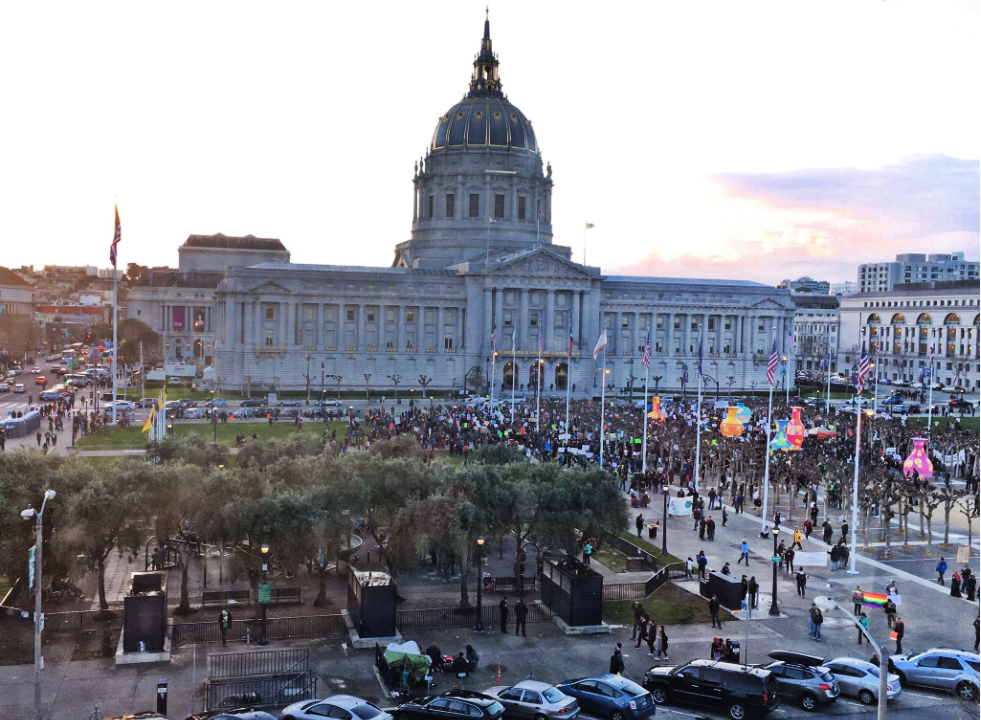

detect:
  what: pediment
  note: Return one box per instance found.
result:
[490,250,592,280]
[749,298,789,310]
[247,281,293,295]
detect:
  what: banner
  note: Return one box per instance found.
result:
[793,552,827,567]
[668,497,693,516]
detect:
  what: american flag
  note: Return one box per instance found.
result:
[491,328,497,348]
[856,343,870,395]
[766,338,779,386]
[929,344,935,365]
[568,325,574,357]
[539,332,544,355]
[109,204,121,267]
[642,328,651,369]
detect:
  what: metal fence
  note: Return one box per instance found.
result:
[603,530,659,571]
[208,648,309,680]
[173,613,346,647]
[43,610,122,634]
[395,602,552,633]
[205,673,317,710]
[602,583,647,602]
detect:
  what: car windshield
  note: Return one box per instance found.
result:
[486,701,505,716]
[620,682,646,698]
[543,688,565,703]
[352,703,384,720]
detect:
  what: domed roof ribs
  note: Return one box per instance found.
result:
[469,9,503,98]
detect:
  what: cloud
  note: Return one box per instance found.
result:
[609,154,979,284]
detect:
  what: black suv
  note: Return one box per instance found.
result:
[643,659,779,719]
[395,691,506,720]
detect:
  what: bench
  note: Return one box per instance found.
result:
[269,587,302,605]
[202,590,250,607]
[490,576,527,594]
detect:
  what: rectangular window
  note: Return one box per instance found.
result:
[385,307,396,323]
[325,306,337,322]
[265,307,275,320]
[673,318,681,329]
[386,331,395,349]
[518,196,526,220]
[347,309,355,322]
[425,331,435,349]
[427,195,434,218]
[530,312,539,328]
[494,194,505,219]
[264,329,275,347]
[406,332,415,350]
[192,307,206,333]
[445,336,454,350]
[303,305,316,322]
[406,310,415,323]
[708,318,715,330]
[504,311,513,327]
[345,329,356,347]
[367,310,375,322]
[445,193,455,218]
[425,309,435,323]
[469,193,480,218]
[325,329,336,346]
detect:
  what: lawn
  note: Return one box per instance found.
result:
[76,420,352,450]
[604,582,737,625]
[928,416,980,432]
[0,621,34,665]
[612,529,683,568]
[592,545,628,572]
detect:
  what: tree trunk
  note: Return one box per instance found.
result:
[314,561,329,607]
[943,506,952,545]
[926,514,934,546]
[97,555,108,611]
[459,545,472,609]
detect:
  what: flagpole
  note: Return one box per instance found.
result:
[760,328,776,526]
[511,334,516,409]
[694,327,703,493]
[111,251,118,426]
[490,350,496,407]
[535,336,542,433]
[848,404,862,575]
[564,345,571,438]
[599,350,607,471]
[641,347,650,475]
[927,353,935,436]
[825,325,832,411]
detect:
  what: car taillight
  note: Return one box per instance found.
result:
[820,684,832,691]
[628,702,637,710]
[761,693,767,706]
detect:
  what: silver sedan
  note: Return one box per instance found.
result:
[824,657,901,705]
[484,680,580,720]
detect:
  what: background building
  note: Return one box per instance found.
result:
[778,276,831,294]
[791,293,840,372]
[829,280,857,296]
[838,279,980,390]
[857,252,979,293]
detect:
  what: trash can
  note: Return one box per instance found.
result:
[648,524,658,540]
[727,639,740,663]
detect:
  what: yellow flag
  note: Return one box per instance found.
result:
[141,406,155,433]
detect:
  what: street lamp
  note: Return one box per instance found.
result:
[768,528,780,616]
[209,389,217,444]
[661,485,670,555]
[474,536,485,631]
[258,543,270,645]
[22,489,56,720]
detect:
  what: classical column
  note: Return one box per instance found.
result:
[484,288,493,341]
[632,312,640,355]
[437,306,445,353]
[359,304,367,349]
[494,289,504,340]
[519,289,529,350]
[545,291,555,351]
[397,306,406,352]
[571,290,581,349]
[683,313,692,355]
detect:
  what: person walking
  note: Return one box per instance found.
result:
[609,645,625,675]
[740,575,748,611]
[884,598,897,629]
[738,539,749,565]
[809,603,823,641]
[631,601,644,639]
[514,598,528,636]
[822,519,833,544]
[974,616,979,652]
[635,614,650,649]
[652,625,663,659]
[499,596,509,633]
[829,543,841,572]
[893,616,905,655]
[936,557,947,585]
[852,586,863,616]
[685,556,694,580]
[857,612,869,645]
[951,570,962,598]
[709,595,722,629]
[784,547,796,574]
[796,568,807,598]
[636,513,644,538]
[582,541,592,566]
[791,527,803,550]
[219,609,232,647]
[658,625,669,659]
[706,516,716,541]
[697,552,708,581]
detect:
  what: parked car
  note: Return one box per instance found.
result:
[394,691,505,720]
[823,657,901,705]
[134,398,158,408]
[891,648,980,700]
[758,651,839,711]
[485,680,580,720]
[281,695,394,720]
[206,398,228,407]
[30,366,41,374]
[0,382,8,392]
[643,659,778,719]
[178,398,198,408]
[943,385,966,394]
[231,408,257,419]
[882,396,904,406]
[555,673,656,720]
[105,401,137,412]
[187,708,277,720]
[184,408,206,420]
[13,383,26,393]
[241,398,265,407]
[320,398,342,407]
[279,398,303,407]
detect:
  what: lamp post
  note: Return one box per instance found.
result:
[474,536,485,631]
[258,543,270,645]
[22,489,56,720]
[364,373,372,401]
[387,374,401,405]
[320,363,327,429]
[661,484,670,555]
[209,389,217,444]
[768,528,781,616]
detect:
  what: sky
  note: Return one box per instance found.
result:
[0,1,977,285]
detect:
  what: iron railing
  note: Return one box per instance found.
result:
[208,648,309,680]
[173,613,346,647]
[395,602,552,632]
[43,610,121,634]
[205,673,316,710]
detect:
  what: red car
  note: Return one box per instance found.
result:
[35,376,47,385]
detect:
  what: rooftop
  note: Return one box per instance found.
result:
[0,266,32,288]
[603,275,773,289]
[245,263,457,277]
[137,271,226,289]
[183,233,287,252]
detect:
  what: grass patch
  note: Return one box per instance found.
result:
[928,416,979,432]
[613,529,683,568]
[593,546,628,572]
[76,420,352,450]
[604,582,737,625]
[0,621,34,665]
[0,577,10,603]
[70,627,121,661]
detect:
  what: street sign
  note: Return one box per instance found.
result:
[28,545,35,590]
[771,556,781,563]
[40,613,45,632]
[258,583,271,604]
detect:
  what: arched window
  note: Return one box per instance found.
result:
[944,313,961,326]
[891,313,905,325]
[916,313,932,326]
[555,362,568,390]
[867,313,881,324]
[502,362,517,390]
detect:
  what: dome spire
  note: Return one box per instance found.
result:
[469,8,503,98]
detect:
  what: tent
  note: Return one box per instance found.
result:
[384,641,432,684]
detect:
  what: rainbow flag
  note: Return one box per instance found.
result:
[862,591,888,608]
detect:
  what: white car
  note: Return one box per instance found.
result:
[4,370,15,380]
[105,401,136,412]
[13,383,26,393]
[30,366,41,374]
[824,657,901,705]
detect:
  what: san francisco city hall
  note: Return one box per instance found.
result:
[137,17,796,399]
